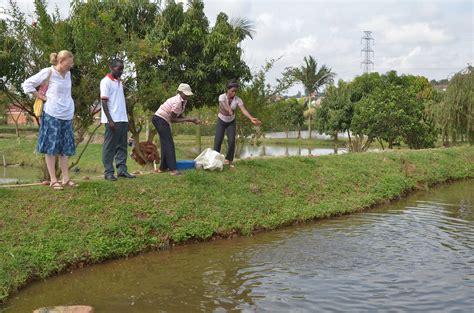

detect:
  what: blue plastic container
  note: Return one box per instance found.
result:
[176,160,196,170]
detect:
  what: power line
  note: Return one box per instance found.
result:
[375,67,468,71]
[361,31,374,74]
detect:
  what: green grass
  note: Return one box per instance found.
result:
[0,146,473,303]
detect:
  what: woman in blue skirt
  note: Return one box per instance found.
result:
[22,50,77,190]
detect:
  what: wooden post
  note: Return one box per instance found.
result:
[308,115,312,139]
[196,111,202,153]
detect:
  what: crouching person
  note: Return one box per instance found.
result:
[152,83,200,176]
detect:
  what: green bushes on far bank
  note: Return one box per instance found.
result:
[0,146,473,303]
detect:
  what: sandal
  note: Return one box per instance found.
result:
[154,169,168,173]
[63,180,79,188]
[50,181,64,190]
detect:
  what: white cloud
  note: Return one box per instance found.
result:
[379,46,422,69]
[418,2,441,19]
[359,16,453,44]
[255,12,273,26]
[385,23,453,44]
[278,36,319,60]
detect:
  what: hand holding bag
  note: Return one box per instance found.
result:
[33,69,53,118]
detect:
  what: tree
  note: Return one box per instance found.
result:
[315,79,352,142]
[333,72,382,152]
[352,84,408,149]
[1,0,42,124]
[284,98,305,138]
[283,55,335,138]
[428,66,473,145]
[398,74,438,149]
[351,71,437,150]
[426,89,449,146]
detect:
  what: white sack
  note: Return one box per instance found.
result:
[194,148,225,171]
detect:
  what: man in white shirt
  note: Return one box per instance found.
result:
[100,59,135,181]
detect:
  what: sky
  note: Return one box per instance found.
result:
[1,0,473,95]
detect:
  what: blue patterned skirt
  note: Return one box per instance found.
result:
[37,112,76,156]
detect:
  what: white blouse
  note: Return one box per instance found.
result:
[218,93,243,123]
[22,66,75,120]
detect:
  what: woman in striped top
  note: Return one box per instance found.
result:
[152,83,201,176]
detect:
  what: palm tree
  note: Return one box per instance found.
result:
[287,55,335,138]
[230,17,255,40]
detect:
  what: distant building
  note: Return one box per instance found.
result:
[309,97,323,108]
[432,84,448,92]
[5,104,37,126]
[430,79,449,92]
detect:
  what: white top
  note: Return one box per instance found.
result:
[155,94,187,125]
[100,74,128,123]
[22,66,75,120]
[217,93,243,123]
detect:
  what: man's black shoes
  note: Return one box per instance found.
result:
[118,171,136,179]
[105,174,117,181]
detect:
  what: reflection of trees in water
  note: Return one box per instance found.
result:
[240,145,340,158]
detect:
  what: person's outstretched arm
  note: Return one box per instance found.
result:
[170,112,200,124]
[238,104,261,125]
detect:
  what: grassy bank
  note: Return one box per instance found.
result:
[0,146,473,302]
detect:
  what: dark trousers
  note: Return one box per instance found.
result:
[103,122,129,176]
[214,118,236,161]
[152,115,177,171]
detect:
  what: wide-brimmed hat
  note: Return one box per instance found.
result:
[177,83,194,96]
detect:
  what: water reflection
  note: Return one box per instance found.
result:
[0,166,40,184]
[264,131,348,140]
[238,145,346,159]
[3,181,473,312]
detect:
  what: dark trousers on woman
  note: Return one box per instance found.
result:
[152,115,177,171]
[214,118,236,161]
[103,122,129,176]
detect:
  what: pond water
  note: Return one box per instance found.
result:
[238,145,345,159]
[0,166,82,185]
[3,180,473,312]
[264,131,348,140]
[0,166,41,184]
